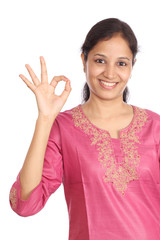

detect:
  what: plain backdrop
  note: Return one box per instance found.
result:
[1,0,160,239]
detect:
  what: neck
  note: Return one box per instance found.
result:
[83,95,129,119]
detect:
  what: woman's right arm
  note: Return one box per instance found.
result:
[19,115,56,201]
[9,56,72,216]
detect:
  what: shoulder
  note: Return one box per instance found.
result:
[53,104,80,130]
[141,106,160,122]
[49,105,80,141]
[56,104,79,121]
[134,105,160,138]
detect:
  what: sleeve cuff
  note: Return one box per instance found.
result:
[9,171,45,217]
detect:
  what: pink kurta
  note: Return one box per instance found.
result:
[9,104,160,239]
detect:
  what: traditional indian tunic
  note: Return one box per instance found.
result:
[9,104,160,239]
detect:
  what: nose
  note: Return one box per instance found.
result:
[103,64,116,80]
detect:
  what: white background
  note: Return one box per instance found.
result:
[1,0,160,239]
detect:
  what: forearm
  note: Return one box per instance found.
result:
[19,115,56,200]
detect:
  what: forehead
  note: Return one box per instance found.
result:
[89,35,133,58]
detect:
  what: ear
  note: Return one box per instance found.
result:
[81,53,86,73]
[133,58,137,66]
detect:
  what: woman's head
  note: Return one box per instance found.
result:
[81,18,138,103]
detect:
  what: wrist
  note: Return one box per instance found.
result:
[37,114,56,124]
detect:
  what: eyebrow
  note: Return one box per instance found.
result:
[93,54,131,61]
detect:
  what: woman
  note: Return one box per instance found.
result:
[9,18,160,239]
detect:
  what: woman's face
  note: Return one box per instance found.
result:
[81,34,134,102]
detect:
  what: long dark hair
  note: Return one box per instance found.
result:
[81,18,138,103]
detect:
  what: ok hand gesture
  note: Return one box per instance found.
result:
[19,56,72,120]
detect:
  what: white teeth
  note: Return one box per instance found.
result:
[100,80,117,86]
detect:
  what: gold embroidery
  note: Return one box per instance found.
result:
[71,105,148,196]
[117,107,148,195]
[9,187,17,209]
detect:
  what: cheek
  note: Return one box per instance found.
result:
[86,63,102,78]
[119,69,131,81]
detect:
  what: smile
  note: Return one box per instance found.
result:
[98,79,119,90]
[99,80,117,86]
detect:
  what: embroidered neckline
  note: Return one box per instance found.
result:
[78,104,136,139]
[71,104,148,196]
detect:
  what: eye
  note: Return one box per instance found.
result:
[95,59,105,64]
[118,62,127,66]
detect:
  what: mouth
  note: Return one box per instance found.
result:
[99,81,117,87]
[98,79,119,87]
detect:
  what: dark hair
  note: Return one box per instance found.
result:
[81,18,138,103]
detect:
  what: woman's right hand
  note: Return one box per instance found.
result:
[19,56,72,120]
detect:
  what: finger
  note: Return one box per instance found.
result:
[59,80,72,101]
[19,74,36,93]
[40,56,48,83]
[25,64,40,86]
[50,75,69,88]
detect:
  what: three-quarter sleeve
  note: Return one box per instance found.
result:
[9,118,63,217]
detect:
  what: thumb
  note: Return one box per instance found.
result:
[59,80,72,101]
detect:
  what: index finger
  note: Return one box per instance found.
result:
[40,56,48,83]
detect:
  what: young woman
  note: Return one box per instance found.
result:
[9,18,160,239]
